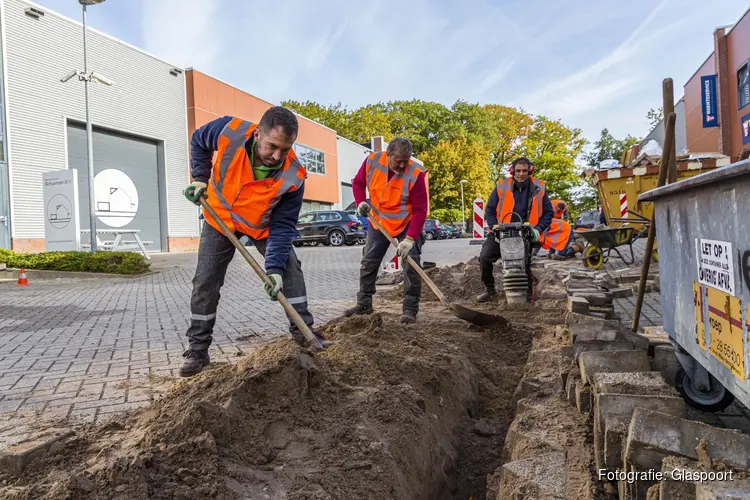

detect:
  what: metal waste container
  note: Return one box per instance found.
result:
[639,159,750,411]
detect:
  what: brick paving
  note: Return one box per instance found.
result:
[0,239,480,438]
[2,235,748,444]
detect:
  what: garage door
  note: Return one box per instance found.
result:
[67,123,163,251]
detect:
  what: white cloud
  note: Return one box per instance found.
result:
[139,0,222,72]
[59,0,747,142]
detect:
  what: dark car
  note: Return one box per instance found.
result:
[574,210,600,230]
[446,225,462,238]
[293,210,365,247]
[424,219,447,240]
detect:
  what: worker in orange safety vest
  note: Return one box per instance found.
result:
[343,138,428,324]
[539,218,576,258]
[180,107,327,377]
[550,199,569,220]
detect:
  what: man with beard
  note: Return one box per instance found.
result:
[180,107,325,377]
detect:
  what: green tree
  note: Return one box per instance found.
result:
[418,138,493,219]
[517,116,587,202]
[281,100,350,134]
[429,208,462,224]
[583,128,641,168]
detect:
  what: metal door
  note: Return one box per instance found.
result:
[67,123,163,251]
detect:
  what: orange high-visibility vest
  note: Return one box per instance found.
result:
[495,177,546,225]
[365,151,425,237]
[203,118,306,240]
[539,218,573,251]
[551,199,567,219]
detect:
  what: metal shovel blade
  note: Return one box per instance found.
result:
[449,303,511,328]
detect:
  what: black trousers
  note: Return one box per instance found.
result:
[357,227,424,313]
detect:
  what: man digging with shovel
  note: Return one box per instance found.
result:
[343,138,428,324]
[180,107,327,377]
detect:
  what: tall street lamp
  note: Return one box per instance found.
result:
[60,0,113,253]
[460,179,468,233]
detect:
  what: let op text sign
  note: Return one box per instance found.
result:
[43,170,81,251]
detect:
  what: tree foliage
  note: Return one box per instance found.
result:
[282,99,590,215]
[429,208,463,224]
[583,128,641,168]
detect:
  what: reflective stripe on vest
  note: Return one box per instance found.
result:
[540,219,572,251]
[366,152,424,235]
[204,118,305,239]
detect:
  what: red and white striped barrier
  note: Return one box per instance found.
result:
[382,252,400,273]
[619,193,628,218]
[473,197,485,239]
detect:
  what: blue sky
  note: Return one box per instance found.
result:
[30,0,750,145]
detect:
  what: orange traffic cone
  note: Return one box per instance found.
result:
[17,268,28,286]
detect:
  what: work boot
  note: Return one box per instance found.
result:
[291,329,329,349]
[477,287,497,303]
[343,303,373,317]
[179,349,210,377]
[400,310,417,324]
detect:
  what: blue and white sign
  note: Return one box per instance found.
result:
[701,75,719,128]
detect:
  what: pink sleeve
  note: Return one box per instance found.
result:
[407,172,428,240]
[352,158,368,206]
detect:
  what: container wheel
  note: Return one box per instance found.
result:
[584,245,604,269]
[675,366,735,412]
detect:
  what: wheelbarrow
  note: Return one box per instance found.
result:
[578,224,650,270]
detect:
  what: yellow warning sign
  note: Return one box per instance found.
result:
[693,281,706,350]
[706,287,745,380]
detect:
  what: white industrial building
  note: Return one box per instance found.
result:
[335,136,372,211]
[0,0,192,252]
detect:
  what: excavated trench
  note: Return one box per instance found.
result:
[0,265,591,500]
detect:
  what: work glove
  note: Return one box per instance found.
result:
[357,201,371,217]
[396,237,414,259]
[492,224,500,232]
[264,273,283,301]
[184,181,207,206]
[530,227,541,243]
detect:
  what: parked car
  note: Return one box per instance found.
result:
[293,210,365,247]
[574,210,600,230]
[423,219,448,240]
[446,225,462,238]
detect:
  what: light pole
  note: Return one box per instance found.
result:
[61,0,112,253]
[460,179,468,233]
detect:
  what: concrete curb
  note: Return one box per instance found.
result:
[0,268,159,281]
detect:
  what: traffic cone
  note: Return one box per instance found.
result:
[17,268,28,286]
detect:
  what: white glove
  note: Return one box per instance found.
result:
[396,238,414,259]
[357,201,371,217]
[264,273,283,300]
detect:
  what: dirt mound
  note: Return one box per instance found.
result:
[381,256,506,303]
[0,296,549,500]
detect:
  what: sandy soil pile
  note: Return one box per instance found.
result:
[381,256,507,303]
[0,291,560,499]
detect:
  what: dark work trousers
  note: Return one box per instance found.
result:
[479,235,535,294]
[185,222,314,350]
[357,227,424,313]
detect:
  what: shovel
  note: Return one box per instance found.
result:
[199,197,328,351]
[368,216,510,328]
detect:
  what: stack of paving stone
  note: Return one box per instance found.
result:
[558,311,750,499]
[563,269,618,320]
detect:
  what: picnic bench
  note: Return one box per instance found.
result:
[80,229,152,260]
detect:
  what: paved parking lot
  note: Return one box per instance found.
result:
[0,239,480,433]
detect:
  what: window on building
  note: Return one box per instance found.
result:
[738,61,750,110]
[294,143,325,175]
